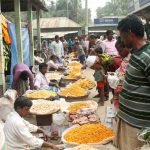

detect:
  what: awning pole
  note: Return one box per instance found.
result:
[28,0,34,66]
[14,0,23,63]
[0,0,5,95]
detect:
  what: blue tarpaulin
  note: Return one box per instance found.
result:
[7,23,30,85]
[8,23,18,84]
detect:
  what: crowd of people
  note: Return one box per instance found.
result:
[2,14,150,150]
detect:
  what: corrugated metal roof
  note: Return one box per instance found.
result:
[40,31,78,38]
[33,17,81,29]
[1,0,48,12]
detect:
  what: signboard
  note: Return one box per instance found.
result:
[94,18,118,25]
[139,0,150,6]
[128,0,135,13]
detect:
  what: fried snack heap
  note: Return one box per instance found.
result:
[30,100,59,115]
[64,124,115,144]
[68,102,88,111]
[68,61,82,67]
[26,90,56,99]
[72,79,95,89]
[59,85,87,97]
[66,66,82,79]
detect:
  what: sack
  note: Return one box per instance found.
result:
[136,144,150,150]
[0,121,5,150]
[53,112,66,126]
[4,89,17,102]
[0,90,17,121]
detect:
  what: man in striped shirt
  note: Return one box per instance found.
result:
[114,15,150,150]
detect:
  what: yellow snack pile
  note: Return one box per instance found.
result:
[59,85,87,97]
[26,90,56,99]
[64,124,115,144]
[69,52,76,57]
[67,66,82,79]
[68,102,88,111]
[68,61,82,67]
[72,79,95,89]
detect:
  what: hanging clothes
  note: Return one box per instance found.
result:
[3,40,11,72]
[1,15,11,45]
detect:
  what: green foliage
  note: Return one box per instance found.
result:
[41,0,91,26]
[96,0,128,18]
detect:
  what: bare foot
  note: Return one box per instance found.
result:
[98,101,104,106]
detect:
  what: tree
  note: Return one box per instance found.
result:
[40,0,91,26]
[96,0,128,18]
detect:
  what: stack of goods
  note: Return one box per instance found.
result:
[69,107,99,125]
[30,100,60,115]
[68,61,82,67]
[62,124,115,144]
[69,52,76,57]
[58,84,87,98]
[25,90,56,99]
[72,79,95,89]
[46,72,62,81]
[68,102,89,112]
[66,66,82,79]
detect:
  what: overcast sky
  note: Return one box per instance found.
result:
[82,0,111,19]
[45,0,110,19]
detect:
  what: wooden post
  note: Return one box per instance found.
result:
[14,0,23,63]
[0,1,5,95]
[28,1,34,65]
[37,9,41,51]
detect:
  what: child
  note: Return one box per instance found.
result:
[86,53,105,106]
[86,49,112,106]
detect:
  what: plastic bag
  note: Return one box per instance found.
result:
[107,74,119,89]
[53,112,66,126]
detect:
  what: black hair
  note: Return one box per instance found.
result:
[89,34,97,39]
[14,96,32,110]
[95,47,103,54]
[117,14,144,37]
[39,63,48,70]
[34,50,38,55]
[106,30,113,36]
[20,71,29,80]
[115,36,126,48]
[55,35,59,39]
[50,55,56,60]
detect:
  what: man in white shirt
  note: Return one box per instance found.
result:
[34,50,44,65]
[103,30,119,56]
[34,63,58,90]
[51,35,64,61]
[47,55,65,71]
[34,63,49,89]
[88,34,105,55]
[4,96,60,150]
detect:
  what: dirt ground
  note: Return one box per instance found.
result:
[83,68,118,150]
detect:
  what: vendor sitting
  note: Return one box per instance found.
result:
[34,50,44,65]
[12,63,34,96]
[4,96,60,150]
[47,55,65,71]
[34,63,58,91]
